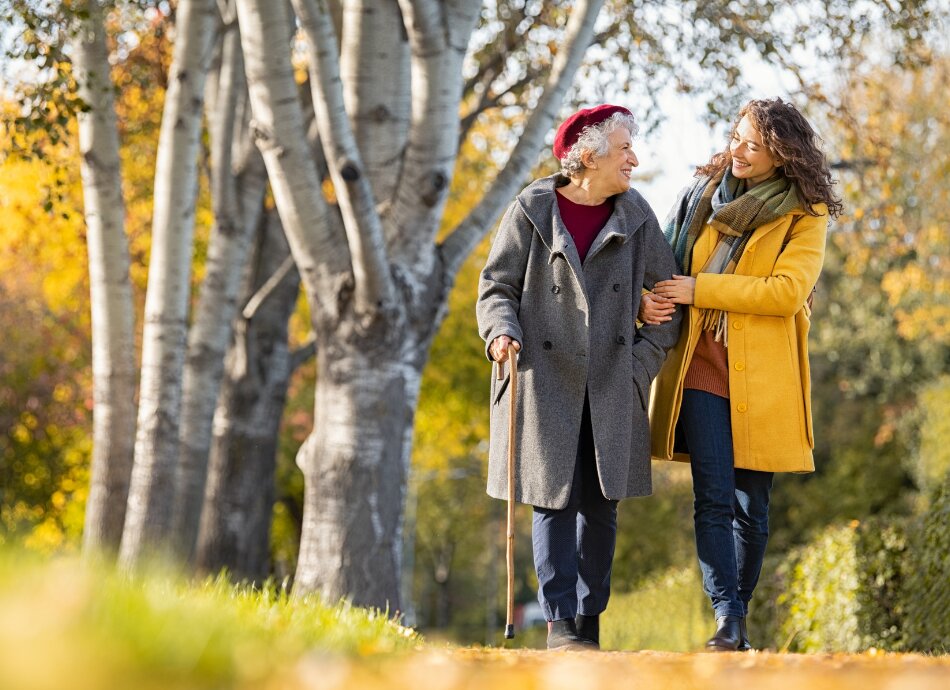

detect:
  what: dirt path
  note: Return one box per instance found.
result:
[289,649,950,690]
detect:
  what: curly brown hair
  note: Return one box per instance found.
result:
[696,98,843,219]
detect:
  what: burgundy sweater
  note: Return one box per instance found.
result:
[556,190,613,263]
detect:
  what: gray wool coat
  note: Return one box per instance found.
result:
[476,174,682,509]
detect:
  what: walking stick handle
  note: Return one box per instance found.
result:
[504,343,518,639]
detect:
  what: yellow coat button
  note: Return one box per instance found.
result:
[737,403,748,412]
[735,361,745,371]
[733,320,743,330]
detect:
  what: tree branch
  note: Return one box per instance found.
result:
[384,0,480,275]
[290,333,318,374]
[242,254,295,320]
[461,4,531,103]
[440,0,606,280]
[291,0,395,320]
[234,0,351,324]
[458,65,546,145]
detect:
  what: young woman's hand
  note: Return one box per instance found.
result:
[653,275,696,305]
[638,292,676,325]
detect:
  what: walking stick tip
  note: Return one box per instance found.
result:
[504,624,515,639]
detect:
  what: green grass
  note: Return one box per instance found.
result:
[0,550,421,690]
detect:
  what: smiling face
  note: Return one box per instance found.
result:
[730,115,780,187]
[584,126,639,196]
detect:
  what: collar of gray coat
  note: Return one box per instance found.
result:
[516,174,652,264]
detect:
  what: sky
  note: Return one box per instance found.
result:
[622,59,802,218]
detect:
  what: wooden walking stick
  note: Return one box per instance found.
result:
[501,343,518,639]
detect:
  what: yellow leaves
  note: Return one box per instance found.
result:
[321,177,338,204]
[882,264,926,306]
[878,233,950,340]
[52,383,72,403]
[22,519,67,553]
[12,424,32,445]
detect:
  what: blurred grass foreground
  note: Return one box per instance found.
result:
[0,551,420,690]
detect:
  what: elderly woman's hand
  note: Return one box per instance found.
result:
[490,335,521,362]
[639,292,676,325]
[653,275,696,305]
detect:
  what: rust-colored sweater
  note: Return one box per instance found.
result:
[683,329,729,399]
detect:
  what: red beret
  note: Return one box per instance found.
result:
[552,104,632,159]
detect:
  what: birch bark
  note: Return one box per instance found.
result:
[73,0,138,553]
[120,0,219,567]
[172,19,268,560]
[195,210,300,580]
[340,0,410,205]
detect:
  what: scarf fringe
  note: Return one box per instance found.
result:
[698,309,729,347]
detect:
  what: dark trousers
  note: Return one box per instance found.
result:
[532,398,618,622]
[680,389,774,619]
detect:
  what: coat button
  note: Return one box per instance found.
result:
[617,335,626,345]
[613,283,621,292]
[737,402,748,412]
[551,285,560,294]
[733,320,743,330]
[543,341,553,350]
[734,361,745,371]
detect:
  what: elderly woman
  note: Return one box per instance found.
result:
[643,98,842,651]
[476,105,682,650]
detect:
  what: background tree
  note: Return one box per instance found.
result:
[71,0,138,553]
[769,57,950,549]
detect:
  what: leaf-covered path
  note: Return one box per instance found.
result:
[290,649,949,690]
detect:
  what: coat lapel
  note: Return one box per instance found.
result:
[584,213,628,266]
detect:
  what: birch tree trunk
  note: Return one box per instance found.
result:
[172,17,269,560]
[120,0,219,567]
[73,0,138,553]
[195,209,301,581]
[232,0,603,608]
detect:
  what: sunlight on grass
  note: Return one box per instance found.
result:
[0,550,420,690]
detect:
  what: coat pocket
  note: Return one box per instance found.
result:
[632,357,650,411]
[795,308,814,448]
[493,373,511,406]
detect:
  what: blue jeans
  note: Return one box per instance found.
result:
[680,389,773,619]
[532,397,618,621]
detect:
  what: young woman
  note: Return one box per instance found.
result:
[643,98,842,651]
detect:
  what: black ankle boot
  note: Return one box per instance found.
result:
[705,615,742,651]
[575,613,600,648]
[547,618,596,650]
[737,617,752,652]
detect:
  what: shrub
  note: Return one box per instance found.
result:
[749,485,950,655]
[747,550,800,651]
[903,474,950,652]
[749,518,908,653]
[601,567,708,652]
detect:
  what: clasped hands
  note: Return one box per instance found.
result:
[639,275,695,325]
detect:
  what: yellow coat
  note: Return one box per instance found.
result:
[650,204,828,473]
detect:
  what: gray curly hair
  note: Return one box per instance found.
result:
[559,112,639,178]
